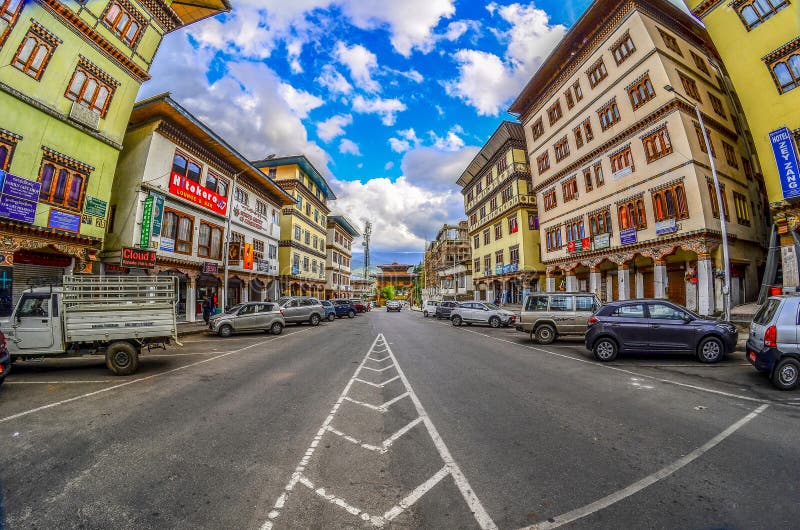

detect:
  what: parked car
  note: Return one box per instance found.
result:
[747,296,800,390]
[386,300,402,312]
[585,299,737,363]
[210,302,285,337]
[435,301,459,320]
[276,296,325,326]
[450,302,516,328]
[332,299,357,318]
[320,300,337,322]
[516,292,601,344]
[350,300,368,313]
[0,330,9,386]
[423,300,439,317]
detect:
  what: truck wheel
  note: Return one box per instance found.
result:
[270,322,284,335]
[106,342,139,376]
[534,324,556,345]
[218,324,233,338]
[310,314,321,326]
[772,357,800,390]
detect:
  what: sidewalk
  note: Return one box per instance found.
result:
[177,320,209,337]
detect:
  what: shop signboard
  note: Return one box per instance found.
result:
[257,259,271,272]
[0,194,37,224]
[292,264,300,275]
[582,237,591,250]
[655,218,677,235]
[150,193,165,236]
[232,204,267,231]
[769,127,800,200]
[160,237,175,252]
[48,208,81,233]
[503,264,511,274]
[620,227,637,245]
[140,196,153,248]
[228,242,241,266]
[169,171,227,215]
[495,264,503,275]
[567,240,578,253]
[202,262,218,274]
[511,263,518,272]
[594,233,610,249]
[84,196,107,217]
[243,243,254,270]
[0,171,40,224]
[121,247,157,269]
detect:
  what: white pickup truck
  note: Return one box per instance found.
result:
[4,275,180,375]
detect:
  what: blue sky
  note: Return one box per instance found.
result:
[140,0,594,263]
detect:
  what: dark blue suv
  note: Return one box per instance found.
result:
[332,299,357,319]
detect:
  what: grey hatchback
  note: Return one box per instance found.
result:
[747,296,800,390]
[209,302,285,337]
[277,296,325,326]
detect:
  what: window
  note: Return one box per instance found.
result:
[550,296,573,312]
[708,182,730,220]
[565,89,575,109]
[573,126,584,148]
[562,177,578,202]
[642,127,673,162]
[476,181,483,194]
[305,203,311,216]
[528,213,538,230]
[554,137,570,162]
[648,303,690,321]
[253,239,265,261]
[304,231,310,245]
[198,222,223,259]
[294,226,301,241]
[102,1,144,47]
[473,234,480,249]
[708,93,726,117]
[484,255,491,271]
[628,76,655,109]
[547,101,563,125]
[770,52,800,94]
[690,51,710,75]
[495,250,504,265]
[508,215,519,234]
[480,205,486,219]
[576,296,598,312]
[510,245,520,264]
[618,197,647,230]
[235,187,249,205]
[536,151,550,174]
[303,257,309,272]
[678,71,701,101]
[565,219,585,242]
[312,260,317,273]
[0,0,24,46]
[497,157,508,174]
[695,125,717,157]
[171,152,201,183]
[658,28,682,56]
[312,235,318,249]
[612,304,646,318]
[589,209,613,236]
[469,213,477,226]
[474,258,481,273]
[545,226,562,251]
[583,168,593,192]
[587,58,608,88]
[65,62,115,117]
[582,118,594,142]
[205,172,228,197]
[0,137,16,171]
[598,100,621,130]
[532,118,545,140]
[610,147,634,175]
[723,141,739,167]
[501,186,513,203]
[612,33,636,65]
[594,162,605,187]
[161,208,194,254]
[269,244,278,260]
[652,183,689,222]
[573,81,583,101]
[230,231,245,244]
[734,191,751,225]
[494,222,502,240]
[543,189,557,211]
[737,0,789,30]
[256,200,268,216]
[12,29,56,80]
[490,196,497,211]
[483,229,490,246]
[467,190,474,203]
[525,295,549,312]
[38,159,89,211]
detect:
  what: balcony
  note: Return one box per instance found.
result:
[466,162,531,211]
[472,194,537,228]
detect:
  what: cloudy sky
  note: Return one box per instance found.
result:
[140,0,593,262]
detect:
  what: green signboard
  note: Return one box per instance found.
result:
[140,196,154,249]
[150,193,165,236]
[84,196,108,217]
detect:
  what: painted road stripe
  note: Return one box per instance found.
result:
[524,404,769,529]
[4,380,114,385]
[384,465,450,522]
[325,417,423,454]
[367,356,391,363]
[361,365,396,372]
[354,375,400,388]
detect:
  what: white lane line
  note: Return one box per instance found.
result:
[343,392,410,412]
[354,375,400,388]
[367,356,391,362]
[297,475,383,525]
[381,334,498,530]
[383,465,451,522]
[361,365,395,373]
[524,404,769,530]
[325,426,384,453]
[378,391,410,411]
[327,417,424,454]
[383,417,424,448]
[343,396,383,411]
[4,380,114,384]
[0,328,315,424]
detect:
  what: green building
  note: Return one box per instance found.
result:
[0,0,229,315]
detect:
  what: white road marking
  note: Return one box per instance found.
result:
[342,392,410,412]
[524,404,769,529]
[354,375,400,388]
[367,356,391,362]
[361,365,395,372]
[4,380,114,385]
[326,417,423,454]
[384,465,450,522]
[0,328,315,424]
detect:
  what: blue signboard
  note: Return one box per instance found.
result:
[0,194,37,223]
[292,265,300,275]
[159,237,175,252]
[0,171,41,201]
[655,218,677,236]
[511,263,519,273]
[0,171,40,224]
[620,227,637,245]
[48,208,81,233]
[503,264,511,274]
[770,127,800,200]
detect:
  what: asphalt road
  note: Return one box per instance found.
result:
[1,309,798,529]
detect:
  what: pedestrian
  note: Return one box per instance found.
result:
[202,296,213,324]
[494,294,500,306]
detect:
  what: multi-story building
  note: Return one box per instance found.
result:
[0,0,228,315]
[350,276,376,301]
[103,94,293,321]
[457,121,545,303]
[423,221,473,300]
[253,156,334,297]
[325,215,360,299]
[684,0,800,289]
[374,263,417,305]
[509,0,767,315]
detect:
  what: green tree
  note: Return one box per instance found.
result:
[412,263,423,307]
[380,285,396,301]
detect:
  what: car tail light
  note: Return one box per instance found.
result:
[588,316,599,325]
[764,325,777,348]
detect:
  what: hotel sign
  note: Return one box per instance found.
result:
[169,171,228,215]
[770,127,800,200]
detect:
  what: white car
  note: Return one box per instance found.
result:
[423,300,439,317]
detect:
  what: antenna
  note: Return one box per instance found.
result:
[362,221,372,279]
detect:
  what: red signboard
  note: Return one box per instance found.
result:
[581,237,591,251]
[168,171,228,215]
[121,247,157,269]
[243,243,254,270]
[567,241,576,253]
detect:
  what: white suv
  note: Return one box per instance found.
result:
[423,300,438,317]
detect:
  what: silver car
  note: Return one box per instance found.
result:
[210,302,285,337]
[450,302,516,328]
[516,292,601,344]
[277,296,325,326]
[747,296,800,390]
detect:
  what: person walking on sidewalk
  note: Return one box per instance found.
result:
[202,296,214,324]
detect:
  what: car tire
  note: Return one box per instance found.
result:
[105,342,139,376]
[218,324,233,338]
[489,316,501,328]
[452,315,462,327]
[310,314,321,326]
[328,313,335,322]
[534,324,556,345]
[348,310,355,318]
[593,338,618,362]
[697,336,724,363]
[270,322,284,335]
[771,357,800,390]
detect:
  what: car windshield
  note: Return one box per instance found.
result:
[484,303,499,310]
[753,298,781,325]
[277,297,290,306]
[224,304,243,314]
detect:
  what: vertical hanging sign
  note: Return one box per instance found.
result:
[140,196,154,249]
[150,193,165,236]
[770,127,800,200]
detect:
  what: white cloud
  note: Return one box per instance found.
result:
[317,114,353,142]
[339,138,362,156]
[429,127,465,151]
[278,83,324,118]
[334,41,380,93]
[401,145,479,190]
[388,128,422,153]
[352,95,407,126]
[384,161,394,170]
[389,138,411,153]
[316,65,354,95]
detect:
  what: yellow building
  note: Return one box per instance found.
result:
[456,121,545,303]
[253,156,334,297]
[685,0,800,288]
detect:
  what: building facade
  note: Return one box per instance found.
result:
[509,0,767,315]
[685,0,800,289]
[325,215,360,299]
[254,156,334,298]
[0,0,228,316]
[457,121,545,304]
[423,221,473,300]
[350,276,376,301]
[103,95,293,321]
[374,263,417,305]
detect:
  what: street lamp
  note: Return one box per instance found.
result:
[665,84,731,321]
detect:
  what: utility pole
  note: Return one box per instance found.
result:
[362,221,372,280]
[222,171,243,312]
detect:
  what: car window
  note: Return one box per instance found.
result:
[18,294,50,318]
[240,305,256,315]
[550,296,573,312]
[575,296,596,312]
[648,303,688,320]
[289,299,299,308]
[484,303,498,310]
[525,295,549,312]
[300,298,314,307]
[277,297,290,306]
[753,299,781,326]
[611,304,645,318]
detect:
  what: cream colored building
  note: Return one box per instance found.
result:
[509,0,767,315]
[325,215,360,299]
